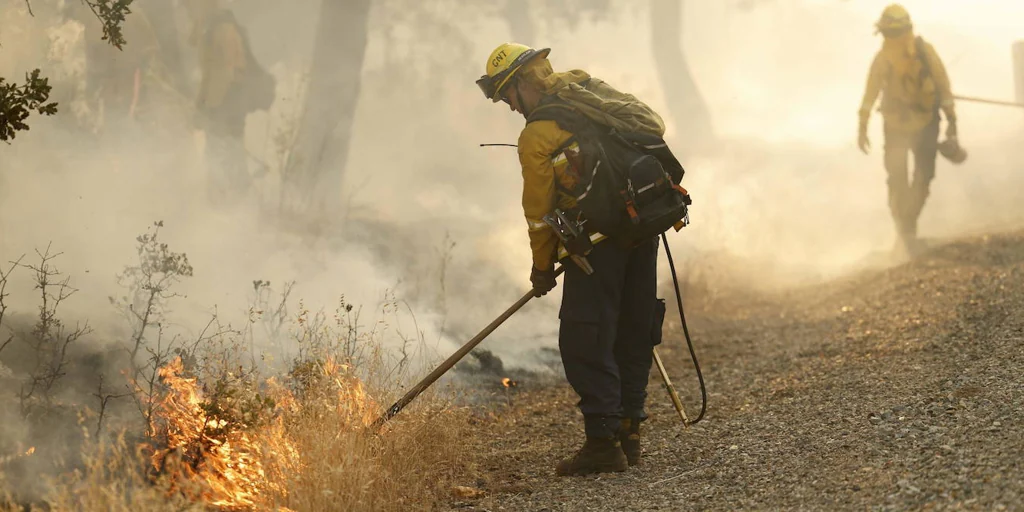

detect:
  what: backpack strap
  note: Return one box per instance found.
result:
[526,101,578,125]
[914,36,941,112]
[527,100,595,153]
[915,36,931,81]
[527,101,586,198]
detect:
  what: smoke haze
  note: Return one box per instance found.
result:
[1,0,1022,373]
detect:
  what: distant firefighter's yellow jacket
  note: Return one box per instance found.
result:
[859,31,956,134]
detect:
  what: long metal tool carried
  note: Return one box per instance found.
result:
[954,94,1024,109]
[653,347,689,425]
[369,266,565,433]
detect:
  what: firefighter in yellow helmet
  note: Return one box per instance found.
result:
[477,43,668,476]
[858,4,959,256]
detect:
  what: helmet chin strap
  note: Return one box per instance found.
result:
[514,79,534,119]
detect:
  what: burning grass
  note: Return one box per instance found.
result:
[0,227,475,511]
[141,356,296,509]
[3,340,473,512]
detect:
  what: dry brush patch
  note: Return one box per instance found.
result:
[0,223,474,511]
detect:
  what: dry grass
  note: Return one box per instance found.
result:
[278,388,471,511]
[2,357,473,512]
[0,231,474,511]
[34,434,200,512]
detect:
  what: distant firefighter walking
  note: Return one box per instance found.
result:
[857,4,963,256]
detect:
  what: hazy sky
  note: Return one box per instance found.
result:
[1,0,1021,370]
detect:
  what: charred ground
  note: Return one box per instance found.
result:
[453,229,1024,511]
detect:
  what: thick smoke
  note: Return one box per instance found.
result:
[1,0,1022,379]
[0,3,1021,500]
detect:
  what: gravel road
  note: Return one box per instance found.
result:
[449,230,1024,511]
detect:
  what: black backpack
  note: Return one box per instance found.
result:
[527,100,691,246]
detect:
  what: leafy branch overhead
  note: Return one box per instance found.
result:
[80,0,135,50]
[0,0,133,142]
[0,70,58,142]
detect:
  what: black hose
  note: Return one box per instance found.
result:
[661,231,707,424]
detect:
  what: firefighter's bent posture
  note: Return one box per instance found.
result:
[858,4,958,256]
[477,44,667,476]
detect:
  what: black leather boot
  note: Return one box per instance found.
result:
[555,436,629,476]
[619,417,642,466]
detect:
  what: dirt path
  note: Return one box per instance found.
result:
[450,231,1024,511]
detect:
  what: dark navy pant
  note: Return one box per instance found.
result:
[558,236,663,438]
[883,118,940,239]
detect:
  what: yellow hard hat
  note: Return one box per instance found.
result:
[875,4,912,34]
[476,43,551,102]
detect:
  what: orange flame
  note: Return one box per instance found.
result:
[501,378,511,388]
[144,357,297,509]
[0,445,36,466]
[142,356,377,510]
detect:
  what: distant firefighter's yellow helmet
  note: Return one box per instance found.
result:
[875,4,912,35]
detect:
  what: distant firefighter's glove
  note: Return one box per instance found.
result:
[945,120,958,140]
[530,266,557,298]
[857,122,871,154]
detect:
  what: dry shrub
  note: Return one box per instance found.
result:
[267,294,474,510]
[278,364,471,511]
[20,432,200,512]
[3,359,470,512]
[1,228,473,511]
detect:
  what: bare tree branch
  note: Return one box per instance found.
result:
[93,374,130,436]
[14,246,91,416]
[0,256,24,355]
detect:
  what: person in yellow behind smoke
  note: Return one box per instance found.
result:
[184,0,276,203]
[477,44,669,476]
[183,0,252,202]
[858,4,960,256]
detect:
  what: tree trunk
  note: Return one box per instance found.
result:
[650,0,714,150]
[281,0,371,218]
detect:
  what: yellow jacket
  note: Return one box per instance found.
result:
[518,118,581,271]
[859,32,956,133]
[516,63,665,271]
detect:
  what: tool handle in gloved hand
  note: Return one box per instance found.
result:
[369,266,565,433]
[530,266,558,297]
